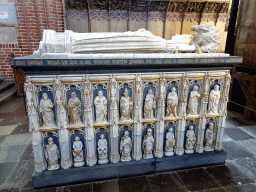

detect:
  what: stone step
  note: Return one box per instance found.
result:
[0,81,15,93]
[0,85,16,104]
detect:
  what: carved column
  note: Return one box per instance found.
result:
[24,78,46,172]
[83,78,96,166]
[215,73,231,150]
[109,76,120,163]
[175,75,188,156]
[133,74,143,160]
[154,75,165,158]
[196,75,210,153]
[55,77,72,169]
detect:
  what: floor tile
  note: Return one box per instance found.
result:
[196,188,226,192]
[4,160,34,189]
[222,133,233,142]
[0,119,3,123]
[230,157,256,182]
[223,141,254,160]
[118,175,152,192]
[0,162,16,185]
[0,99,23,113]
[225,183,256,192]
[0,134,31,148]
[206,163,254,187]
[224,128,255,141]
[238,126,256,139]
[0,136,6,145]
[235,139,256,156]
[20,142,33,160]
[93,180,118,192]
[0,124,20,136]
[224,117,255,128]
[147,172,188,192]
[0,145,27,163]
[177,168,220,191]
[11,124,29,135]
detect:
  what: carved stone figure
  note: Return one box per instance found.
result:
[94,91,107,123]
[142,128,154,159]
[68,92,82,125]
[72,136,84,167]
[185,126,196,154]
[165,128,175,156]
[35,25,220,56]
[204,122,215,151]
[97,134,109,164]
[120,131,132,161]
[166,87,178,117]
[187,85,201,115]
[40,93,56,128]
[191,24,220,53]
[45,137,60,170]
[120,88,133,121]
[144,89,156,119]
[208,85,220,114]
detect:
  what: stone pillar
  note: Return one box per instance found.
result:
[133,74,143,160]
[54,78,72,169]
[215,73,231,150]
[83,78,96,166]
[24,78,46,172]
[175,75,188,156]
[154,75,165,158]
[196,75,210,153]
[109,76,120,163]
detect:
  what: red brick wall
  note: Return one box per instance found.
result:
[0,0,64,82]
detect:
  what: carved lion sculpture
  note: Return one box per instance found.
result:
[191,24,220,53]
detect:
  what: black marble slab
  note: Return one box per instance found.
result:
[11,56,243,75]
[32,150,226,189]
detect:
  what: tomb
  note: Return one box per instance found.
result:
[11,25,242,189]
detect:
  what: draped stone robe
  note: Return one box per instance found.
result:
[40,98,56,127]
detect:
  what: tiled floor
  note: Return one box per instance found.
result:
[1,97,256,192]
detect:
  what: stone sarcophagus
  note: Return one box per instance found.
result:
[11,26,242,189]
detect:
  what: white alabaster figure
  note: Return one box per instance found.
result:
[73,136,85,167]
[120,88,133,121]
[185,126,196,154]
[45,137,60,170]
[144,89,156,119]
[40,93,56,128]
[68,92,82,125]
[166,87,178,117]
[94,91,107,123]
[97,134,109,164]
[204,122,215,151]
[187,85,201,115]
[165,128,175,156]
[120,131,132,161]
[208,85,220,114]
[142,128,154,159]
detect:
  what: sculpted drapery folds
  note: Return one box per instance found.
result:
[204,122,215,151]
[142,128,154,159]
[120,88,133,121]
[73,136,84,167]
[187,85,201,115]
[120,131,132,161]
[94,90,107,123]
[45,137,60,170]
[166,87,178,117]
[185,126,196,154]
[68,92,82,125]
[40,93,56,128]
[165,128,175,156]
[208,85,220,114]
[144,89,156,119]
[97,134,108,164]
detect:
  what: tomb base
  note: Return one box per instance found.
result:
[32,150,226,189]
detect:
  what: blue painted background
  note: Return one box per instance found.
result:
[70,130,86,166]
[66,85,83,124]
[38,86,56,125]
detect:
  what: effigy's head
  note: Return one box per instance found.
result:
[171,87,176,92]
[71,92,77,98]
[147,128,152,135]
[209,122,214,128]
[169,128,173,132]
[124,88,129,97]
[48,137,53,144]
[100,134,105,139]
[43,93,48,99]
[193,85,198,91]
[191,24,220,53]
[98,90,103,96]
[148,89,153,94]
[75,136,80,141]
[124,131,129,137]
[214,85,219,90]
